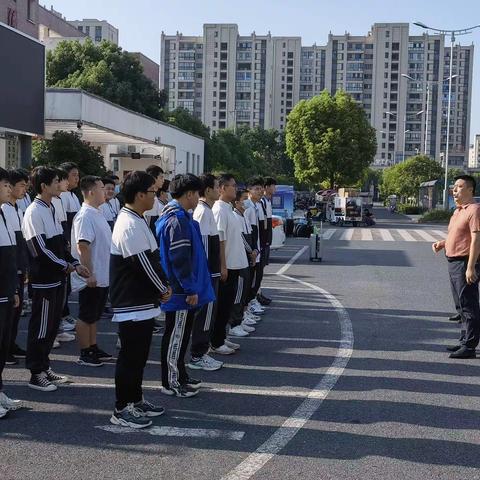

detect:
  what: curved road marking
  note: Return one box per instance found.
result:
[221,247,354,480]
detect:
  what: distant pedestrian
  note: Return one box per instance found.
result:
[432,175,480,359]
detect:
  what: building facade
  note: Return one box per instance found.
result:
[160,23,474,167]
[69,18,118,45]
[468,134,480,169]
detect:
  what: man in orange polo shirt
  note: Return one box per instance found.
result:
[433,175,480,359]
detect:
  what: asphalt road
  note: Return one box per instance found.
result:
[2,208,477,480]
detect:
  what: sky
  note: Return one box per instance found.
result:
[47,0,480,142]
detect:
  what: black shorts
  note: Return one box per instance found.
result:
[78,287,109,324]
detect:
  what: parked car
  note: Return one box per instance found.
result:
[271,215,286,250]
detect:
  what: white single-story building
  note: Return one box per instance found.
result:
[45,88,205,178]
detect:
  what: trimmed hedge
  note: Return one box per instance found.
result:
[398,204,425,215]
[418,209,453,223]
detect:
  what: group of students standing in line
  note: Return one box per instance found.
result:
[0,162,277,428]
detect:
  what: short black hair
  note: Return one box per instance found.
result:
[146,165,164,179]
[454,175,476,195]
[199,173,217,197]
[80,175,102,195]
[247,176,265,188]
[264,177,277,187]
[0,167,9,183]
[159,178,170,193]
[56,169,68,182]
[235,189,248,201]
[170,174,202,199]
[8,168,29,185]
[31,166,58,195]
[122,171,155,204]
[218,173,235,188]
[110,175,120,181]
[59,162,79,173]
[101,177,116,186]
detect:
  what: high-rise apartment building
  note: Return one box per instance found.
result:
[69,18,118,45]
[161,23,474,167]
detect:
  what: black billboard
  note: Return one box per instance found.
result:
[0,23,45,135]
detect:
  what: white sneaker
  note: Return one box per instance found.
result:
[241,323,255,333]
[211,344,235,355]
[0,405,8,418]
[252,299,266,310]
[242,317,257,326]
[60,317,76,331]
[224,339,240,350]
[52,340,61,349]
[229,325,249,337]
[0,392,22,411]
[244,311,261,322]
[56,332,75,342]
[247,304,265,316]
[187,354,223,371]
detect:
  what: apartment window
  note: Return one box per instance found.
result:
[77,26,83,32]
[213,91,217,97]
[27,0,34,21]
[215,31,218,37]
[221,42,228,50]
[386,30,390,37]
[385,42,389,48]
[95,26,102,42]
[219,121,226,128]
[85,26,90,35]
[214,52,218,58]
[213,111,217,117]
[213,101,217,108]
[385,52,389,59]
[385,62,389,69]
[287,52,294,59]
[283,42,286,48]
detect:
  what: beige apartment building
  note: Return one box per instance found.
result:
[161,22,474,167]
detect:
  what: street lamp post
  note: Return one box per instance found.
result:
[414,21,480,209]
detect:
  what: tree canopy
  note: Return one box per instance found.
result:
[32,131,107,177]
[47,38,166,120]
[285,90,377,188]
[381,155,443,200]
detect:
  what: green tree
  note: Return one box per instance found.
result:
[47,39,166,120]
[166,108,210,139]
[381,155,443,201]
[285,90,377,188]
[32,131,107,176]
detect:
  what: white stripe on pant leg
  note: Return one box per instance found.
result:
[204,302,214,332]
[235,277,244,305]
[167,310,187,388]
[39,298,47,339]
[43,299,50,339]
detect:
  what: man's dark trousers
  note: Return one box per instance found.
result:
[448,258,480,348]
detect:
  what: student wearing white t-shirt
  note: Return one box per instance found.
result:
[72,176,113,367]
[100,177,121,231]
[211,174,249,354]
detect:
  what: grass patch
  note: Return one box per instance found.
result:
[418,209,453,223]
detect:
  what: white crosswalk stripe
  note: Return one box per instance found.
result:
[379,229,394,241]
[396,229,416,242]
[320,227,447,242]
[360,229,373,241]
[322,229,336,240]
[414,229,437,242]
[339,229,354,241]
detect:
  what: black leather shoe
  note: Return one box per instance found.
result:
[449,347,476,359]
[446,345,462,352]
[448,313,461,322]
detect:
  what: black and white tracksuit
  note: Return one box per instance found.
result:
[1,202,28,355]
[22,198,79,374]
[110,207,170,410]
[0,207,18,390]
[191,200,221,359]
[260,196,273,265]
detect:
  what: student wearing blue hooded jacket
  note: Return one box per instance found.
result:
[156,174,215,398]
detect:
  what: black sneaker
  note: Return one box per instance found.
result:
[134,398,165,417]
[257,293,272,306]
[161,384,199,398]
[77,351,104,367]
[12,345,27,359]
[5,355,18,366]
[110,404,152,429]
[185,376,202,390]
[45,368,70,384]
[91,345,112,361]
[28,372,57,392]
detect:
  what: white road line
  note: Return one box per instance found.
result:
[339,228,354,241]
[275,246,308,275]
[322,229,335,240]
[414,229,437,242]
[95,425,245,440]
[379,229,394,241]
[397,229,416,242]
[221,247,354,480]
[431,230,447,239]
[360,229,373,241]
[238,336,341,343]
